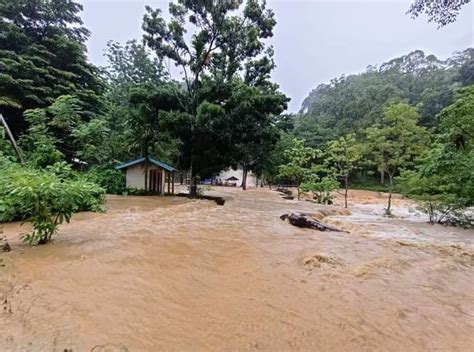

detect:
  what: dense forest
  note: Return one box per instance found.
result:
[0,0,473,245]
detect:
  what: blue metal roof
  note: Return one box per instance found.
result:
[116,156,178,172]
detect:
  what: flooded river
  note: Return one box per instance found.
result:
[1,187,473,351]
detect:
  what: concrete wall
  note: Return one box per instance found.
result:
[218,168,257,187]
[125,163,167,192]
[126,163,145,189]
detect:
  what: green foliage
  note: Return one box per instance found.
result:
[260,131,293,184]
[0,160,105,245]
[326,133,363,207]
[398,86,474,226]
[439,85,474,150]
[105,40,166,86]
[100,39,173,166]
[84,167,126,195]
[18,95,111,167]
[349,178,390,193]
[126,83,183,162]
[0,0,104,136]
[0,127,15,160]
[278,139,319,199]
[365,102,429,213]
[300,176,339,205]
[226,81,288,188]
[19,106,64,168]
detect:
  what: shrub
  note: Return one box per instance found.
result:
[0,160,105,245]
[84,167,126,194]
[300,176,339,205]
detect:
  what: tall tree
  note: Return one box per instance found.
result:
[326,134,363,208]
[226,81,288,189]
[142,0,277,195]
[101,39,169,164]
[0,0,104,135]
[365,103,429,214]
[105,40,166,86]
[278,138,318,200]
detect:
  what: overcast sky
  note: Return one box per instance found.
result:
[78,0,473,112]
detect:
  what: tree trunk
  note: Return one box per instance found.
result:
[387,173,393,214]
[344,173,349,208]
[0,113,24,163]
[189,175,198,196]
[144,162,149,192]
[380,170,385,184]
[241,166,248,190]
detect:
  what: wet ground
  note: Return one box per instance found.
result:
[1,187,473,351]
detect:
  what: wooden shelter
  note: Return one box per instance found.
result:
[116,156,179,194]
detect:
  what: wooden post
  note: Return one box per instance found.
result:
[172,171,175,194]
[167,171,171,194]
[0,113,24,163]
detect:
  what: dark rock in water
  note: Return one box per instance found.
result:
[280,213,346,232]
[1,237,11,252]
[202,195,225,205]
[282,195,294,200]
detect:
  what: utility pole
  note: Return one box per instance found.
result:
[0,113,25,163]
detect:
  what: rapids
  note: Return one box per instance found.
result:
[1,187,473,351]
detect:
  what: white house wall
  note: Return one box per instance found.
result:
[125,164,167,192]
[126,164,146,189]
[161,168,166,192]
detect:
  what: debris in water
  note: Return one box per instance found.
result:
[280,213,347,232]
[176,193,225,205]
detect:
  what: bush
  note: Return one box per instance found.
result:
[300,176,339,204]
[0,160,105,245]
[84,167,126,194]
[349,178,390,193]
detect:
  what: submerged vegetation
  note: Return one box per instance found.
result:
[0,0,473,246]
[0,159,104,244]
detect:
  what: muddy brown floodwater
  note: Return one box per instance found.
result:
[1,187,473,351]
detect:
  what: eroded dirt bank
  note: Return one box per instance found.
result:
[1,188,473,351]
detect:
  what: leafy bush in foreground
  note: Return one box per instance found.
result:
[0,160,105,245]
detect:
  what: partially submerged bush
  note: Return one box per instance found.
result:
[300,176,339,205]
[0,160,105,245]
[414,197,473,228]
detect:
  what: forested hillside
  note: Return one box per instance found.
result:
[295,49,473,147]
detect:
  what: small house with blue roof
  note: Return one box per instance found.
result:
[116,156,179,194]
